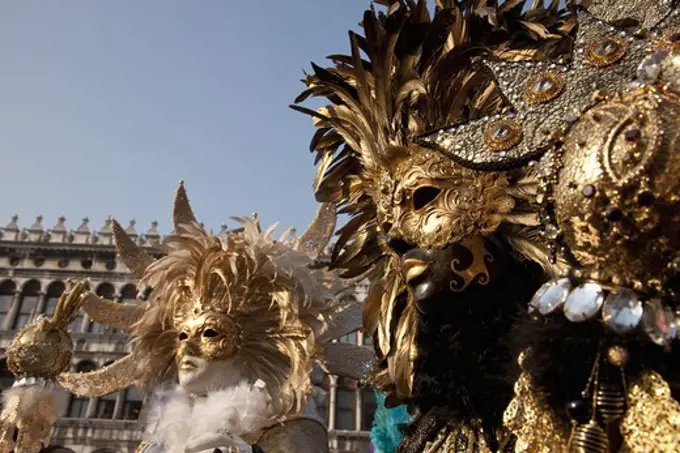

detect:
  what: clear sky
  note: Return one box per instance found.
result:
[0,1,372,236]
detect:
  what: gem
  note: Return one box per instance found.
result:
[602,289,643,334]
[642,298,678,346]
[491,123,511,139]
[594,39,619,56]
[637,190,655,206]
[533,76,555,93]
[544,224,560,241]
[529,278,572,315]
[607,345,629,367]
[605,206,623,222]
[624,129,641,142]
[564,282,605,322]
[566,399,590,424]
[582,184,596,198]
[670,32,680,42]
[637,51,667,84]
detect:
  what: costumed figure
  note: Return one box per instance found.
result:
[0,182,371,453]
[295,0,680,451]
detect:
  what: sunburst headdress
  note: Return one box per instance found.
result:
[292,0,573,399]
[0,183,370,453]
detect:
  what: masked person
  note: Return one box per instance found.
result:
[0,182,371,453]
[294,0,680,451]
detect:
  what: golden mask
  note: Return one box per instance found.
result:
[175,303,242,362]
[374,146,516,251]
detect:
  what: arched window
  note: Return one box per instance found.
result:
[44,281,66,316]
[89,283,115,334]
[66,361,96,418]
[121,386,144,420]
[13,280,40,330]
[120,284,137,304]
[0,359,14,390]
[339,331,358,344]
[42,447,77,453]
[0,280,16,328]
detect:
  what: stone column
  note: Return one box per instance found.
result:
[86,397,97,418]
[328,375,338,450]
[113,391,124,419]
[35,291,47,319]
[355,330,364,431]
[3,291,20,330]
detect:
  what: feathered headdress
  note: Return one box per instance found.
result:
[292,0,573,399]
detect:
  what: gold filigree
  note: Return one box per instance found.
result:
[483,119,524,151]
[652,28,680,53]
[503,372,570,453]
[524,72,566,104]
[585,36,628,68]
[620,371,680,452]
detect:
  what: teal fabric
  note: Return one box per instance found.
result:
[370,391,411,453]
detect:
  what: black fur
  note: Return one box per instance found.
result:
[402,246,544,451]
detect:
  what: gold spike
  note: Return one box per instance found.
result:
[297,202,337,256]
[173,179,197,230]
[252,212,261,233]
[112,219,154,279]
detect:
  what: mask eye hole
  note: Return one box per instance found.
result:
[412,186,442,211]
[202,328,219,338]
[178,332,189,341]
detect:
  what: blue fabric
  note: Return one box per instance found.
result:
[370,391,411,453]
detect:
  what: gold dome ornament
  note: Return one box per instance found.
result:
[7,279,90,379]
[553,87,680,291]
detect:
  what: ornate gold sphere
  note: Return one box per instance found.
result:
[553,88,680,287]
[7,318,73,379]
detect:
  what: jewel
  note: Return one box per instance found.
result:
[544,224,560,241]
[624,129,642,142]
[602,288,643,333]
[605,206,623,222]
[533,77,555,93]
[671,32,680,42]
[637,190,655,206]
[642,298,678,346]
[491,123,511,139]
[524,72,565,104]
[582,184,596,198]
[606,345,629,367]
[637,51,668,84]
[566,399,590,424]
[529,278,572,315]
[586,36,627,68]
[564,282,605,322]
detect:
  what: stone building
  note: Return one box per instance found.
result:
[0,215,374,453]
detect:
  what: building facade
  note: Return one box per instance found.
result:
[0,215,374,453]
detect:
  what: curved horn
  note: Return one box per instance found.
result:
[81,292,145,331]
[112,219,154,279]
[297,202,337,256]
[173,180,197,230]
[57,353,143,397]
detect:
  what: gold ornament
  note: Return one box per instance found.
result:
[524,72,566,104]
[483,119,524,151]
[553,87,680,286]
[585,36,628,68]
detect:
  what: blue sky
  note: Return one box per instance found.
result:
[0,1,372,235]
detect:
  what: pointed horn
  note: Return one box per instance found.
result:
[297,202,337,256]
[81,292,145,331]
[112,219,154,279]
[173,180,197,230]
[57,353,143,397]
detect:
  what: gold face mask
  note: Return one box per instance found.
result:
[175,302,242,363]
[375,145,515,250]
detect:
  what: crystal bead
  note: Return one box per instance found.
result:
[602,289,643,333]
[564,282,605,322]
[637,51,668,84]
[491,123,511,139]
[642,298,678,346]
[544,224,559,240]
[533,77,555,93]
[529,278,572,315]
[594,39,620,56]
